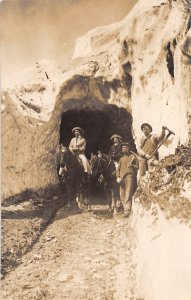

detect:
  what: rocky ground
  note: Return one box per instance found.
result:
[2,201,140,300]
[1,184,66,276]
[2,149,191,300]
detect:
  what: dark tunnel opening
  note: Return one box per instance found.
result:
[59,104,135,159]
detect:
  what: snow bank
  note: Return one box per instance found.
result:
[131,202,191,300]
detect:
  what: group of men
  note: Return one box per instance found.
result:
[60,123,169,217]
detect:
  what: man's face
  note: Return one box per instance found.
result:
[113,137,120,144]
[75,130,80,136]
[122,146,130,154]
[142,125,152,136]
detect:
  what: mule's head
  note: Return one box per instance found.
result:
[60,145,68,153]
[89,153,98,172]
[60,146,71,166]
[60,146,81,174]
[98,150,108,161]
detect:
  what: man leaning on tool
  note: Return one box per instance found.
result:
[137,123,168,177]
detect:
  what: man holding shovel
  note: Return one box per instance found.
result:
[137,123,173,178]
[116,142,139,217]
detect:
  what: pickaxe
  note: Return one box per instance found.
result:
[148,127,175,159]
[130,127,175,161]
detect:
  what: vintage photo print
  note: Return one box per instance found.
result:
[1,0,191,299]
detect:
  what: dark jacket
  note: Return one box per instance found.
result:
[108,143,123,162]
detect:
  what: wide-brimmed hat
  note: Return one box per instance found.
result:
[120,142,131,148]
[72,127,84,135]
[141,123,152,132]
[110,134,122,141]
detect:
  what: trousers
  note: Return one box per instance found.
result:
[119,174,135,213]
[138,158,148,177]
[79,154,92,174]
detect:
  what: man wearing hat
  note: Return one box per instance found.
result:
[69,127,91,174]
[107,134,124,211]
[108,134,123,163]
[116,142,138,217]
[138,123,168,177]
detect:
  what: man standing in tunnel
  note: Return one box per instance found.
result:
[116,142,138,217]
[108,134,123,164]
[69,127,91,174]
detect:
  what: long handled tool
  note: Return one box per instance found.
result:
[130,127,175,162]
[118,153,138,182]
[148,127,175,159]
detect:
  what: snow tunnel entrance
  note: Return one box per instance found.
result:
[59,103,135,158]
[59,102,135,204]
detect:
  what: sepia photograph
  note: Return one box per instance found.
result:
[1,0,191,299]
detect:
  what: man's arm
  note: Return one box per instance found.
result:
[69,138,75,151]
[132,156,139,172]
[137,137,147,157]
[115,148,123,161]
[155,126,167,143]
[121,155,138,179]
[78,139,86,151]
[116,159,121,178]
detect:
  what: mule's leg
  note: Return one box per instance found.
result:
[87,201,92,211]
[84,191,92,211]
[111,185,116,209]
[111,188,117,214]
[76,182,84,210]
[77,190,91,211]
[84,177,92,211]
[76,192,83,209]
[76,180,88,210]
[65,184,72,209]
[104,184,112,212]
[80,172,93,211]
[113,182,121,214]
